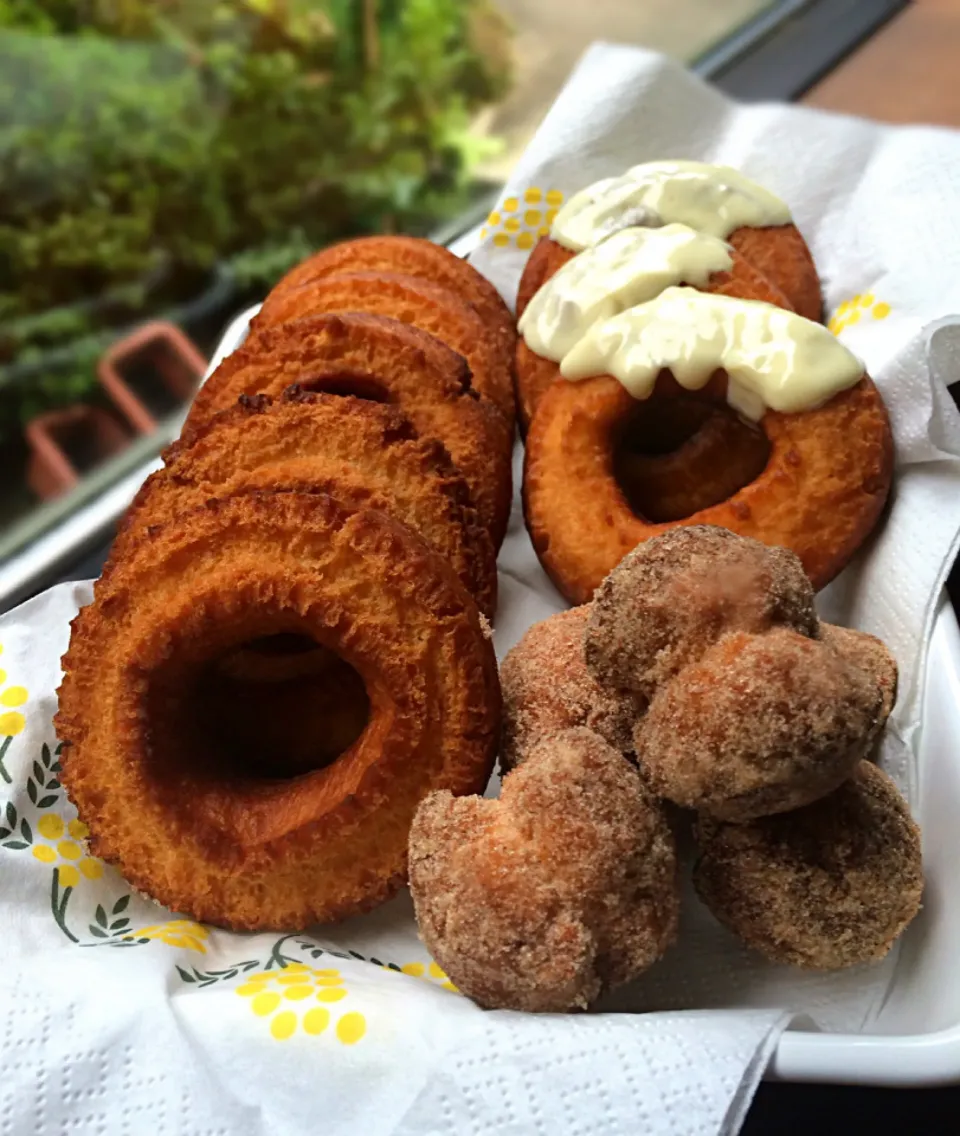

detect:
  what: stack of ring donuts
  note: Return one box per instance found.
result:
[514,159,894,603]
[410,528,922,1012]
[55,236,512,931]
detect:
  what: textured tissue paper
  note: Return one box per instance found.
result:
[3,42,960,1136]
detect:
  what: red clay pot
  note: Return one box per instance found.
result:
[25,405,131,501]
[98,320,208,434]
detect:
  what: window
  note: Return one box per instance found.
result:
[0,0,905,609]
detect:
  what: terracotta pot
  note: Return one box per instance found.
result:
[98,320,208,434]
[25,405,131,500]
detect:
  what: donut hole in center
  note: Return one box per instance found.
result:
[612,398,771,523]
[297,370,391,404]
[158,637,372,782]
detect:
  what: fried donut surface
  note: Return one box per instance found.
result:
[514,238,793,430]
[499,605,638,774]
[819,622,898,722]
[269,235,515,359]
[255,272,515,426]
[524,373,893,603]
[585,526,818,701]
[693,762,923,968]
[56,492,501,930]
[183,313,512,548]
[634,628,884,820]
[117,391,497,618]
[409,728,678,1011]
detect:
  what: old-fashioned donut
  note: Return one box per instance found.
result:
[183,313,513,548]
[56,491,501,931]
[255,271,515,426]
[117,390,497,619]
[514,237,793,430]
[269,235,516,362]
[524,371,893,604]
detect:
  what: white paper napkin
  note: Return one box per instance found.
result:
[3,42,960,1136]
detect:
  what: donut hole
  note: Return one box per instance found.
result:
[297,370,391,403]
[612,399,771,523]
[150,639,372,784]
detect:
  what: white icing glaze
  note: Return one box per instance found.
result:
[559,287,864,420]
[518,224,733,360]
[552,160,792,250]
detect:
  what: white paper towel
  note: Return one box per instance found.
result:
[3,42,960,1136]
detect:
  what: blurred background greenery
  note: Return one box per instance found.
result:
[0,0,511,435]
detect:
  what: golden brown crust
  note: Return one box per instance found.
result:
[693,762,923,969]
[182,313,513,549]
[409,727,678,1011]
[115,392,497,619]
[729,224,822,322]
[499,606,639,774]
[523,374,893,603]
[255,271,515,426]
[269,235,516,362]
[514,236,795,430]
[634,628,884,820]
[56,491,501,931]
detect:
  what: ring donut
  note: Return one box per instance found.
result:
[523,371,893,604]
[183,313,513,548]
[514,238,792,430]
[255,271,515,425]
[270,235,516,361]
[117,390,498,618]
[56,491,501,931]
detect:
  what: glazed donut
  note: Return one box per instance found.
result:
[409,727,678,1011]
[517,160,821,322]
[499,605,639,774]
[693,762,923,969]
[57,491,501,930]
[514,237,793,429]
[255,271,515,426]
[117,390,497,619]
[523,290,893,603]
[270,235,516,361]
[183,312,513,549]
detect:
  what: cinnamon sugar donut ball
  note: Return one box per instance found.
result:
[634,628,884,821]
[693,762,923,969]
[499,606,639,774]
[585,526,818,703]
[820,622,899,722]
[409,728,679,1012]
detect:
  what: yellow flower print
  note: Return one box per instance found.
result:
[829,293,891,335]
[395,960,459,994]
[31,813,102,887]
[236,964,367,1044]
[482,187,566,250]
[0,643,28,783]
[131,919,209,953]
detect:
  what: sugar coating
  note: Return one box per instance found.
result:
[499,605,640,774]
[634,627,884,821]
[820,622,898,720]
[585,525,818,702]
[693,761,923,969]
[408,727,679,1012]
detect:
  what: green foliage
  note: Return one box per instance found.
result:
[0,0,510,431]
